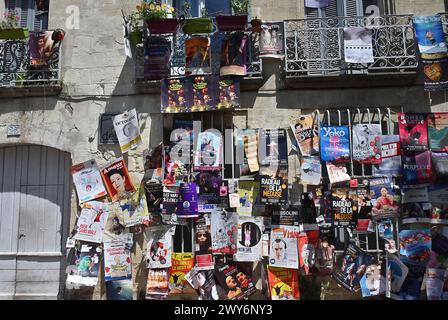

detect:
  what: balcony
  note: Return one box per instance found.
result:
[0,31,62,97]
[283,15,418,87]
[134,24,262,93]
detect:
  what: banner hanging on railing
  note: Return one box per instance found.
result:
[412,15,448,91]
[260,22,285,59]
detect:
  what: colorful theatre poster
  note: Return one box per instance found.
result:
[185,36,211,75]
[113,108,142,154]
[412,15,447,57]
[352,124,382,164]
[298,230,319,275]
[326,162,351,185]
[369,177,399,220]
[331,188,357,228]
[343,27,374,63]
[66,244,102,287]
[220,32,248,76]
[214,264,256,300]
[74,201,109,244]
[161,77,192,113]
[163,146,190,186]
[145,268,170,300]
[145,226,174,269]
[428,112,448,151]
[267,266,300,300]
[234,216,263,262]
[398,113,429,152]
[29,30,56,67]
[103,238,132,282]
[194,130,222,171]
[211,211,238,254]
[169,252,195,294]
[320,125,350,162]
[71,159,107,204]
[402,151,433,184]
[177,182,199,218]
[260,22,285,59]
[374,135,402,176]
[269,230,299,269]
[360,260,386,298]
[386,252,409,299]
[259,128,288,166]
[196,170,221,212]
[101,158,136,202]
[216,78,240,110]
[290,113,320,156]
[260,166,288,205]
[190,75,216,112]
[120,186,150,227]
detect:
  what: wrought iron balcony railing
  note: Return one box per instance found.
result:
[0,32,62,88]
[135,30,262,81]
[284,15,418,78]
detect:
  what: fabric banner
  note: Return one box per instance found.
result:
[220,32,248,76]
[260,22,285,59]
[113,108,142,154]
[343,27,374,63]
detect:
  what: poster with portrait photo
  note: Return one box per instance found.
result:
[101,158,136,202]
[214,264,256,300]
[352,123,382,164]
[194,130,222,171]
[113,108,142,154]
[145,226,174,269]
[74,201,110,244]
[398,113,429,152]
[260,22,285,59]
[332,242,374,293]
[194,213,213,270]
[29,30,56,67]
[106,279,133,300]
[216,78,241,110]
[185,36,211,75]
[290,113,319,156]
[369,177,399,220]
[66,244,102,287]
[234,216,263,262]
[119,185,150,227]
[211,211,238,255]
[343,27,374,63]
[71,159,107,204]
[269,230,299,269]
[143,143,163,183]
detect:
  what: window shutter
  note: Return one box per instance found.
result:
[343,0,362,17]
[324,0,340,17]
[6,0,49,31]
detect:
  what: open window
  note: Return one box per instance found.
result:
[5,0,49,31]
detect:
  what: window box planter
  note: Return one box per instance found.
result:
[146,18,179,34]
[0,28,29,40]
[216,15,248,32]
[182,18,213,34]
[129,30,143,45]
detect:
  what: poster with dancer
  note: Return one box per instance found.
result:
[71,159,107,204]
[234,216,263,262]
[169,252,195,294]
[412,15,447,58]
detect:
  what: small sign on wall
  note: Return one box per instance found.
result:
[99,113,119,144]
[7,125,20,137]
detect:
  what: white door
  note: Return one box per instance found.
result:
[0,145,71,300]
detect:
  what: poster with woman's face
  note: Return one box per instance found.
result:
[101,158,136,202]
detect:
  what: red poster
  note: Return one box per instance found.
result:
[101,158,136,202]
[398,113,429,152]
[267,266,300,300]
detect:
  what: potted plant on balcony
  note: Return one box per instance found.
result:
[128,11,143,45]
[181,1,213,35]
[215,0,249,32]
[138,1,178,34]
[0,11,29,40]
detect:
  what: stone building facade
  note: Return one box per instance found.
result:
[0,0,447,300]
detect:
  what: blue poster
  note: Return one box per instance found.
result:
[319,125,350,162]
[412,16,447,56]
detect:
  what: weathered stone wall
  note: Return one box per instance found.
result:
[0,0,447,300]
